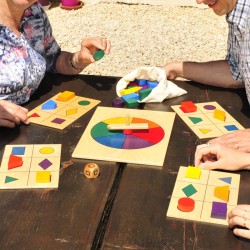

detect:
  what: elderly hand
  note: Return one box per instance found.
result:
[194,143,250,170]
[228,205,250,239]
[161,62,182,80]
[0,100,29,128]
[209,129,250,153]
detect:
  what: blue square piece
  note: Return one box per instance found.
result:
[224,125,238,131]
[12,146,25,155]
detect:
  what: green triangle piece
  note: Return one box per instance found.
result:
[5,176,18,183]
[219,177,232,184]
[189,116,203,124]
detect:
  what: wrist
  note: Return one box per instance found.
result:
[70,54,83,70]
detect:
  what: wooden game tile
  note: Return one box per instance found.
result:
[55,105,89,119]
[32,144,62,157]
[30,157,61,172]
[52,93,78,104]
[207,171,240,189]
[204,112,236,124]
[0,157,32,172]
[216,121,244,134]
[41,114,75,130]
[172,180,207,201]
[0,172,29,189]
[195,102,226,113]
[204,185,239,205]
[28,110,53,124]
[2,145,34,158]
[171,104,203,116]
[200,202,235,226]
[27,171,59,188]
[179,114,212,127]
[34,100,66,113]
[167,197,203,221]
[190,124,224,139]
[176,166,209,184]
[67,96,101,110]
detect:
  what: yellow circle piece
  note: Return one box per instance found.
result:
[39,147,54,154]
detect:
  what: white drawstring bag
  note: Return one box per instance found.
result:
[116,66,187,102]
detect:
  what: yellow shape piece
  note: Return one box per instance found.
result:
[39,147,54,154]
[66,108,77,116]
[199,128,212,134]
[214,185,230,202]
[104,117,132,125]
[120,86,142,96]
[36,171,51,183]
[185,166,201,179]
[57,91,75,102]
[213,109,226,121]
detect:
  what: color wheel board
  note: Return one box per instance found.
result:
[28,91,101,130]
[167,166,240,226]
[171,101,244,139]
[72,106,176,166]
[0,144,61,189]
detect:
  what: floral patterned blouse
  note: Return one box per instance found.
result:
[0,3,61,104]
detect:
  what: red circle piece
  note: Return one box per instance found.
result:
[177,197,195,212]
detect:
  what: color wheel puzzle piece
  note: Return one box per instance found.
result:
[166,166,240,226]
[0,144,61,189]
[72,106,176,166]
[28,91,101,130]
[171,101,244,139]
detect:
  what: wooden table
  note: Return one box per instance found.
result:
[0,74,249,249]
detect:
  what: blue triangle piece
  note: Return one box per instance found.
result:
[219,177,232,184]
[5,176,18,183]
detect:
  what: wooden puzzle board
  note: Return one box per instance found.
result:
[0,144,61,189]
[72,106,176,166]
[167,166,240,226]
[171,101,244,139]
[28,93,100,130]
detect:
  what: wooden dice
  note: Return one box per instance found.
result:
[84,163,100,179]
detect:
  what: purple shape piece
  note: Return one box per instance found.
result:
[39,158,52,170]
[112,97,124,108]
[51,118,65,124]
[203,105,216,110]
[211,201,227,219]
[122,134,154,149]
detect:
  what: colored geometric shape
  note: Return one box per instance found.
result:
[5,176,18,183]
[213,109,226,121]
[122,134,154,149]
[188,116,202,124]
[112,97,125,108]
[211,201,227,219]
[219,177,232,184]
[139,88,152,101]
[147,81,158,89]
[203,105,216,110]
[214,185,230,202]
[8,155,23,170]
[137,79,147,86]
[78,100,90,106]
[39,147,55,154]
[66,108,77,116]
[39,158,52,170]
[224,125,238,131]
[36,171,51,183]
[121,92,139,101]
[29,112,40,118]
[199,128,212,134]
[180,101,197,113]
[185,166,201,179]
[42,100,57,110]
[177,197,195,212]
[124,98,139,108]
[182,184,197,197]
[93,133,126,149]
[120,86,142,96]
[57,91,75,102]
[51,118,65,124]
[12,146,25,155]
[93,49,105,61]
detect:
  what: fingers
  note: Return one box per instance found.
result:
[232,228,250,239]
[82,36,111,55]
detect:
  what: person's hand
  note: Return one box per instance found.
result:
[0,100,29,128]
[161,62,182,80]
[209,129,250,153]
[194,143,250,170]
[77,36,111,65]
[228,205,250,239]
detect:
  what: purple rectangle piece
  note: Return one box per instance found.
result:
[51,118,65,124]
[211,201,227,220]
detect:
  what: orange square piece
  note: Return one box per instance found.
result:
[57,91,75,102]
[180,101,197,113]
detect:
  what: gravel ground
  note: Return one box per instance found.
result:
[47,1,228,77]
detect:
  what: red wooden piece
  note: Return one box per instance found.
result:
[8,154,23,170]
[177,197,195,212]
[180,101,197,113]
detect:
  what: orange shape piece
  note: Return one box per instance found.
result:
[8,154,23,170]
[180,101,197,113]
[214,185,230,202]
[57,91,75,102]
[213,109,226,121]
[177,197,195,212]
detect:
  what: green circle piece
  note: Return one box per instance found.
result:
[78,100,90,106]
[93,50,105,61]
